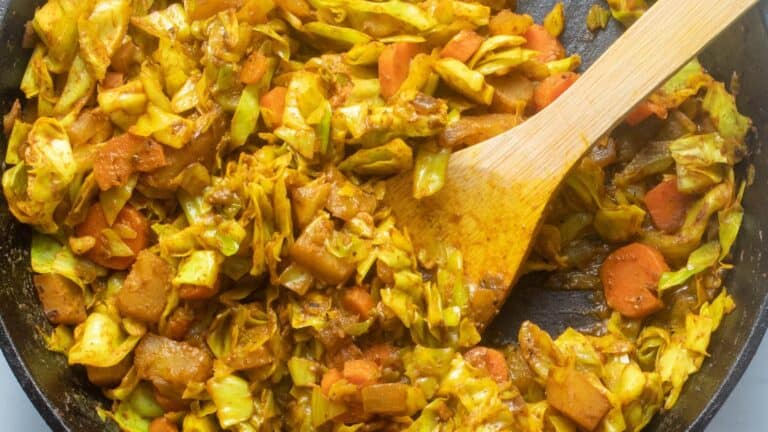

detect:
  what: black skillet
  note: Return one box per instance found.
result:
[1,1,768,430]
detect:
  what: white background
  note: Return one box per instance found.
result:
[1,335,767,431]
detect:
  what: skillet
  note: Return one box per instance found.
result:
[0,1,767,430]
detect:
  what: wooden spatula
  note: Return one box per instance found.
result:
[384,0,758,327]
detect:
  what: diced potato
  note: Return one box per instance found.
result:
[117,251,172,324]
[291,178,331,229]
[546,367,611,431]
[325,168,377,221]
[135,334,213,393]
[289,217,355,285]
[33,273,87,325]
[361,383,409,415]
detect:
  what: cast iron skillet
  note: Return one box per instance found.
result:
[0,1,767,431]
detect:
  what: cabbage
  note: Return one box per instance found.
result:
[68,312,144,367]
[658,242,721,293]
[669,134,731,194]
[702,81,751,142]
[307,0,437,31]
[173,250,224,289]
[78,0,131,80]
[208,374,255,428]
[131,104,195,149]
[131,3,191,42]
[2,118,77,232]
[412,145,450,199]
[434,58,494,105]
[339,138,413,176]
[32,0,92,74]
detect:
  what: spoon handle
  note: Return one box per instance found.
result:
[478,0,759,179]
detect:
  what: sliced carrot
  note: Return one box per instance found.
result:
[240,51,269,85]
[643,177,692,234]
[342,359,380,386]
[524,24,565,62]
[625,100,669,126]
[75,203,149,270]
[179,278,221,301]
[260,86,288,128]
[321,368,343,395]
[600,243,668,319]
[342,286,375,318]
[533,72,579,111]
[464,346,509,384]
[378,42,421,98]
[149,417,178,432]
[440,30,484,63]
[93,133,167,191]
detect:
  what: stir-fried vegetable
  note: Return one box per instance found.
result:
[2,1,749,431]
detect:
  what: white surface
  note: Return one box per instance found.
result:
[1,336,767,431]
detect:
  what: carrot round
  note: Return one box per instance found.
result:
[75,203,149,270]
[533,72,579,111]
[179,283,220,301]
[625,100,668,126]
[440,30,484,63]
[524,24,565,62]
[240,51,268,85]
[342,286,375,318]
[149,417,178,432]
[342,359,380,386]
[464,346,509,384]
[321,368,343,395]
[378,42,420,98]
[600,243,668,319]
[644,177,692,234]
[260,86,288,128]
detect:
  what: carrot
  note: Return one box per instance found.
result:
[240,51,269,85]
[440,30,484,63]
[321,368,343,395]
[342,286,375,318]
[342,359,380,386]
[524,24,565,62]
[625,100,668,126]
[464,346,509,384]
[75,203,149,270]
[102,72,124,90]
[533,72,579,111]
[643,177,692,234]
[260,86,288,128]
[600,243,668,319]
[93,133,167,191]
[149,417,178,432]
[378,42,421,98]
[179,278,221,301]
[163,307,195,341]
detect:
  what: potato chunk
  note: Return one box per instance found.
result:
[546,367,611,431]
[117,251,172,324]
[33,273,87,325]
[290,217,355,285]
[135,334,213,393]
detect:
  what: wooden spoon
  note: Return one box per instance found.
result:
[384,0,758,326]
